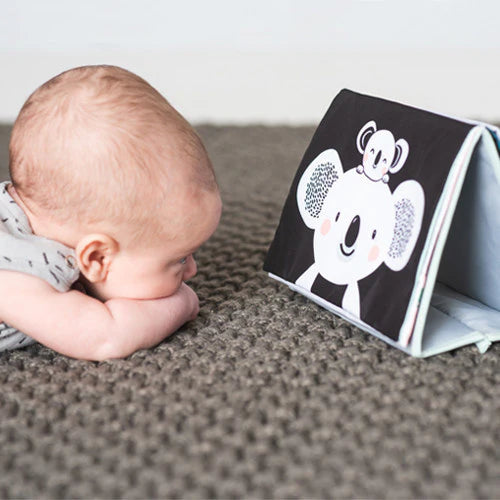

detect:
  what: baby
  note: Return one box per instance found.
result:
[0,65,222,360]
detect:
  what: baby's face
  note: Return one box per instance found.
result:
[88,190,222,302]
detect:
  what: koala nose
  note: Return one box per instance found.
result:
[345,215,360,247]
[375,150,382,166]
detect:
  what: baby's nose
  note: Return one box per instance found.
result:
[183,256,197,280]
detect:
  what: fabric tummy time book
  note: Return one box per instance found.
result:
[264,89,500,357]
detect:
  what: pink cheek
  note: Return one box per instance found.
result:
[363,151,369,165]
[320,218,331,236]
[368,245,380,262]
[382,167,388,175]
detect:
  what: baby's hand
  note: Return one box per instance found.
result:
[172,282,200,321]
[101,282,200,358]
[0,270,202,360]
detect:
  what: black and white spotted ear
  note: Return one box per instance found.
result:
[296,149,344,229]
[385,180,425,271]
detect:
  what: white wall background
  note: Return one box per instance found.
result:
[0,0,499,124]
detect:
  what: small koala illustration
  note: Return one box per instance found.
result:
[295,138,424,319]
[355,120,409,183]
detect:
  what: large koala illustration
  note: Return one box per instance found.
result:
[295,123,425,318]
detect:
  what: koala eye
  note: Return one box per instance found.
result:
[372,229,377,239]
[382,159,387,164]
[370,148,375,154]
[335,212,340,222]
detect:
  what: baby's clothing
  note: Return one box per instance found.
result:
[0,182,80,351]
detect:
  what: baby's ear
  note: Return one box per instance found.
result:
[75,234,119,283]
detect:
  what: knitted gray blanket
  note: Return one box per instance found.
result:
[0,124,497,499]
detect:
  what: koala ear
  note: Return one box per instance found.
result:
[357,121,377,154]
[385,180,425,272]
[390,138,409,174]
[296,149,343,229]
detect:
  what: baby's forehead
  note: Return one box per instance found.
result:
[166,181,220,219]
[168,183,220,226]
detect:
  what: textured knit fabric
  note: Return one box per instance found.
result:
[0,182,80,350]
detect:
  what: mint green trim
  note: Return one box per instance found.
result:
[403,127,483,356]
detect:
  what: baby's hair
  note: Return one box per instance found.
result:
[9,65,216,245]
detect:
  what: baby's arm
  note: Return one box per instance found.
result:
[0,271,199,360]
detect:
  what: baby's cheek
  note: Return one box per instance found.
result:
[368,245,379,262]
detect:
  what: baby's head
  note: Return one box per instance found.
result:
[9,65,222,301]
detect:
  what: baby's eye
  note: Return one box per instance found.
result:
[179,257,187,265]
